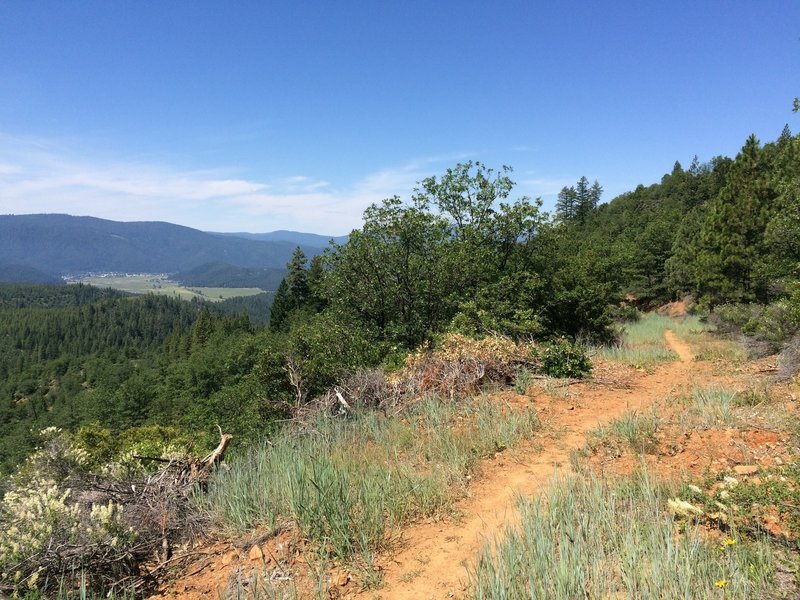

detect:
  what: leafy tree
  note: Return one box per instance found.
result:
[325,195,452,347]
[325,162,554,346]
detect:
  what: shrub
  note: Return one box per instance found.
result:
[400,333,533,399]
[0,426,218,597]
[609,303,641,323]
[777,335,800,382]
[712,303,753,334]
[0,429,137,595]
[711,301,800,360]
[536,339,592,379]
[285,311,384,402]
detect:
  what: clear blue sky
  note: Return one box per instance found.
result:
[1,1,798,234]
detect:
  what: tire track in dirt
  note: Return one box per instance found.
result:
[362,330,700,600]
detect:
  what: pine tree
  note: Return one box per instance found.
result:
[555,185,577,222]
[558,177,602,224]
[268,247,310,331]
[694,134,777,303]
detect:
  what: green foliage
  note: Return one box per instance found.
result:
[269,247,310,332]
[173,261,286,290]
[215,291,275,325]
[448,272,547,339]
[555,176,602,224]
[0,288,204,473]
[609,303,641,322]
[536,339,592,379]
[325,195,454,347]
[74,422,116,469]
[117,425,198,458]
[325,161,613,345]
[284,311,383,401]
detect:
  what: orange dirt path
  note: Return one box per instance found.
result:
[360,331,702,600]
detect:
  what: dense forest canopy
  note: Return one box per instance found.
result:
[0,128,798,477]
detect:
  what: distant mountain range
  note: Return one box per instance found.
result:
[212,230,349,247]
[0,214,344,285]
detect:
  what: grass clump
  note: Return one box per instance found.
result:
[586,409,662,456]
[678,387,740,429]
[675,386,775,430]
[202,396,539,569]
[469,471,774,599]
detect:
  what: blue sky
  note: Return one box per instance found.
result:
[0,1,798,234]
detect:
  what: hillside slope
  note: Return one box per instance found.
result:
[0,214,325,275]
[213,229,349,247]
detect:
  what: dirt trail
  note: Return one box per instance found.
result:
[362,330,699,600]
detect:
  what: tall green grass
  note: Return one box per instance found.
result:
[596,313,709,370]
[201,396,539,569]
[469,470,774,599]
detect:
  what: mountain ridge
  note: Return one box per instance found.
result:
[0,214,338,281]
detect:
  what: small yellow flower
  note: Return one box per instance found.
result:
[714,579,728,588]
[722,538,736,546]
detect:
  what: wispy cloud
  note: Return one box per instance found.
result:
[0,133,467,234]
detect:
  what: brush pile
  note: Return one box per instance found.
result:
[0,427,231,596]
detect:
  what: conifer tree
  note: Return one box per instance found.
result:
[556,177,602,224]
[269,247,309,331]
[694,135,776,303]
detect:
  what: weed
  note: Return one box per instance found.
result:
[586,409,661,455]
[513,367,533,394]
[723,461,800,539]
[399,569,422,583]
[225,566,299,600]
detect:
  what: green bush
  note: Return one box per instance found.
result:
[285,310,384,402]
[536,339,592,379]
[609,303,641,323]
[713,303,753,331]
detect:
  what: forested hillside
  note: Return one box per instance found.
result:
[560,128,799,309]
[0,214,325,277]
[173,261,286,290]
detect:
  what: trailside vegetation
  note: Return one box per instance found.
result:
[0,127,799,596]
